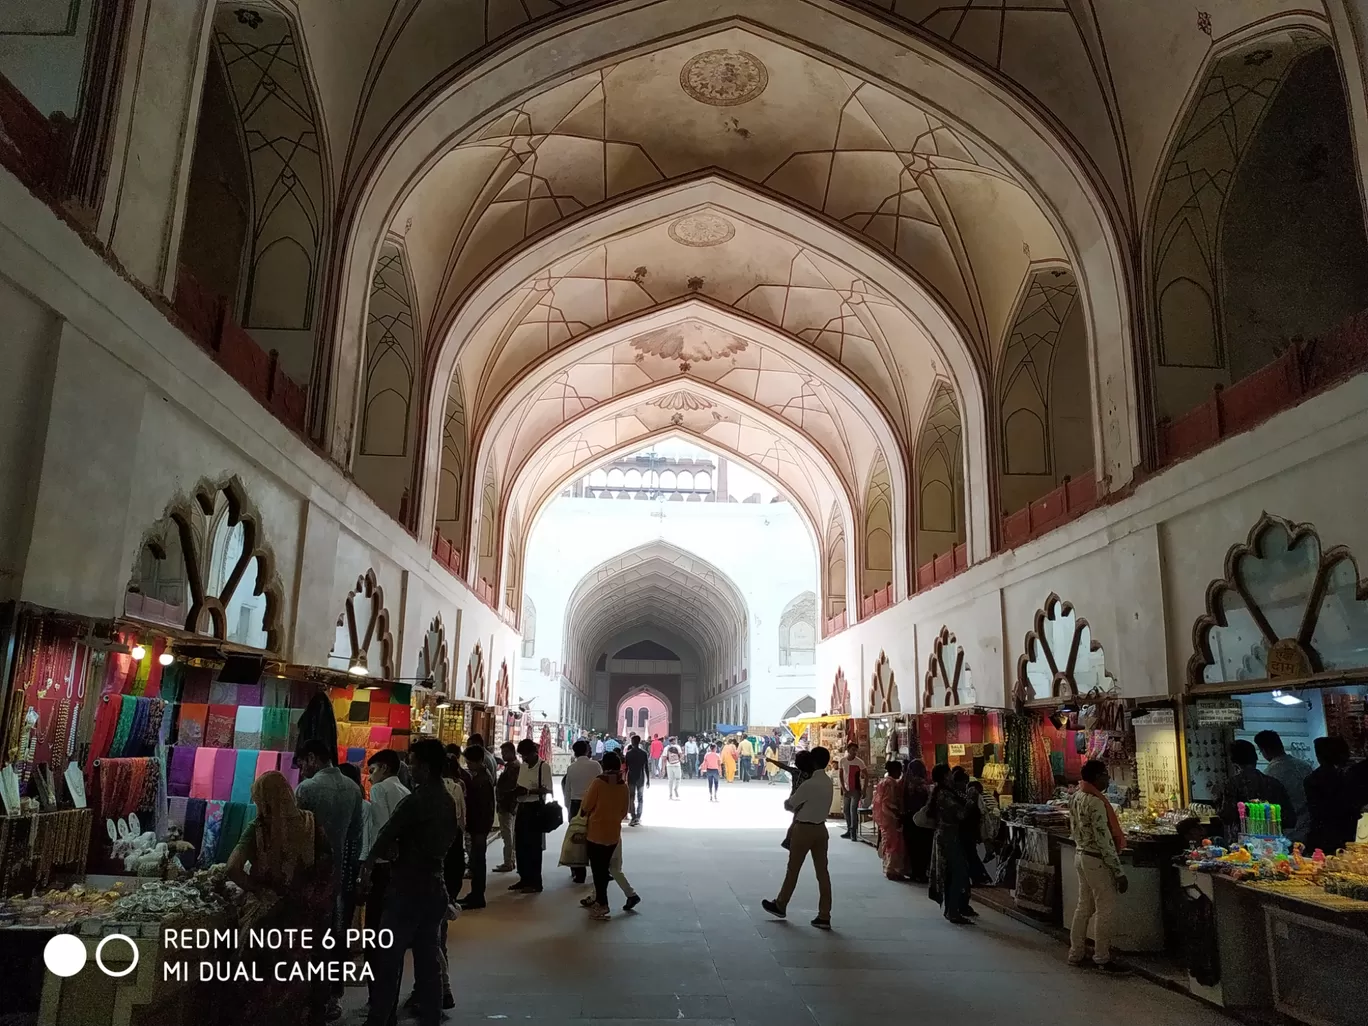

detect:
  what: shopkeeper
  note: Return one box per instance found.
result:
[1219,740,1296,841]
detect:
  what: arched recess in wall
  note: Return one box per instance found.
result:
[997,266,1092,519]
[435,368,467,554]
[1148,31,1368,426]
[923,627,975,709]
[1013,593,1115,706]
[824,504,846,621]
[328,569,396,679]
[476,463,498,587]
[778,592,817,666]
[503,504,521,611]
[914,381,966,568]
[522,596,537,658]
[418,615,450,694]
[178,44,252,317]
[863,452,893,597]
[180,4,329,387]
[467,643,486,701]
[354,237,421,524]
[124,476,285,651]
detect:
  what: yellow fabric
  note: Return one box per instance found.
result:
[784,715,847,736]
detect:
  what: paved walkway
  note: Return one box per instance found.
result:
[344,777,1237,1026]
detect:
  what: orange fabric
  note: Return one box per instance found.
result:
[580,776,630,845]
[1080,780,1126,852]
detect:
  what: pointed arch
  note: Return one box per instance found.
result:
[863,451,893,597]
[476,461,498,587]
[778,592,818,666]
[825,502,847,622]
[914,380,965,568]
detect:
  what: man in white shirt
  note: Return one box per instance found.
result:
[594,736,606,760]
[762,746,834,929]
[684,736,699,778]
[838,743,867,841]
[363,749,410,1007]
[562,739,601,883]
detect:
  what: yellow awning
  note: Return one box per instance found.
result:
[783,714,848,735]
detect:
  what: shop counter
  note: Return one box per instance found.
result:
[1059,836,1166,952]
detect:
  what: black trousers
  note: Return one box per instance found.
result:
[587,840,617,907]
[628,781,645,821]
[514,804,543,888]
[467,831,487,902]
[568,799,585,882]
[364,862,391,1008]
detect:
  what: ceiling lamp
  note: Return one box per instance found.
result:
[437,700,453,709]
[158,650,175,667]
[347,653,369,677]
[1271,690,1303,706]
[130,643,147,662]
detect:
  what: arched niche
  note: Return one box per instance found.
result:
[1149,32,1368,427]
[923,626,976,710]
[1014,592,1116,706]
[494,660,511,708]
[779,592,817,666]
[1189,513,1368,690]
[467,642,487,701]
[868,651,899,715]
[328,569,396,679]
[829,668,851,717]
[862,452,894,597]
[914,381,966,567]
[124,475,284,651]
[418,614,450,694]
[824,503,847,621]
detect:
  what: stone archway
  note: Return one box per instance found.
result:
[615,685,673,739]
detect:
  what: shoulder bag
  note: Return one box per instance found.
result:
[537,761,564,832]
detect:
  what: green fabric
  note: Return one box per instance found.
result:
[261,707,291,751]
[109,696,136,757]
[219,801,249,856]
[1049,750,1065,777]
[933,743,948,766]
[391,683,411,705]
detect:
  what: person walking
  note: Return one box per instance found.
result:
[1067,759,1129,973]
[580,751,632,920]
[838,743,867,840]
[685,736,699,779]
[701,743,722,801]
[460,745,495,910]
[927,764,973,923]
[563,739,600,883]
[594,735,606,760]
[511,738,553,892]
[874,761,906,879]
[739,735,755,782]
[722,739,739,782]
[650,734,665,778]
[664,739,683,799]
[761,746,834,929]
[493,741,519,873]
[624,734,650,825]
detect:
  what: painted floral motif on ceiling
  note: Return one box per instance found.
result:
[679,49,770,106]
[668,212,737,247]
[630,323,748,371]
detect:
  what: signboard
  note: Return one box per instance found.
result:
[948,743,966,756]
[1132,708,1175,727]
[746,725,779,735]
[1192,698,1244,728]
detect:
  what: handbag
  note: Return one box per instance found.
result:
[539,799,565,833]
[558,814,588,867]
[911,805,934,830]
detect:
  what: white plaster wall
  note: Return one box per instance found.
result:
[0,166,518,688]
[819,370,1368,715]
[521,497,819,730]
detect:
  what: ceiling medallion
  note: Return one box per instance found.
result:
[679,49,769,107]
[669,213,736,248]
[649,391,716,411]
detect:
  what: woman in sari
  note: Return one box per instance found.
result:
[873,761,906,879]
[926,763,973,924]
[723,740,738,782]
[225,771,335,1026]
[901,759,933,884]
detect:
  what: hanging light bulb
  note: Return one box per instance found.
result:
[130,643,147,662]
[347,653,369,677]
[158,651,174,667]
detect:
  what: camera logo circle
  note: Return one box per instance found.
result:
[95,934,140,977]
[43,934,87,977]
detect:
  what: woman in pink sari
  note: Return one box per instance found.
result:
[874,761,907,879]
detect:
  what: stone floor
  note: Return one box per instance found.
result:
[342,777,1239,1026]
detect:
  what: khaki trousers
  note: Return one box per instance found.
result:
[1068,851,1118,964]
[775,821,831,919]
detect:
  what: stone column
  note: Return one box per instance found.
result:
[93,0,215,295]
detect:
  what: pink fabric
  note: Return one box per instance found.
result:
[254,751,279,779]
[211,748,237,801]
[369,726,392,748]
[280,764,300,790]
[190,747,217,799]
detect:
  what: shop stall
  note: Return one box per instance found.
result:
[1169,513,1368,1023]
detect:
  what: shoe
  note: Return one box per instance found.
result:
[624,894,641,912]
[761,899,786,919]
[508,880,527,891]
[459,898,486,910]
[579,895,596,908]
[961,905,979,917]
[492,864,514,873]
[1096,961,1131,976]
[945,915,971,925]
[839,832,853,839]
[1068,957,1095,969]
[810,917,831,930]
[442,990,455,1010]
[589,904,611,921]
[403,993,419,1010]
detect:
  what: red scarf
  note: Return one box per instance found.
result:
[1080,780,1126,852]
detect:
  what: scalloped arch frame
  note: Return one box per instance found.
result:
[339,569,396,679]
[869,650,899,714]
[924,626,969,709]
[1014,591,1114,706]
